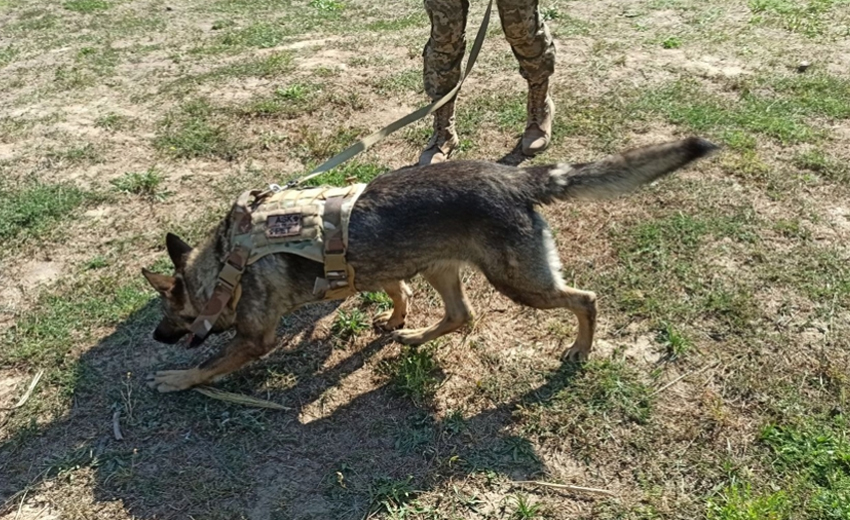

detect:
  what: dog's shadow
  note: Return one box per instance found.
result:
[0,292,587,519]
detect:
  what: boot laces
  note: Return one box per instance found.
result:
[527,86,550,125]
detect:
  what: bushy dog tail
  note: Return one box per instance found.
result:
[524,137,719,204]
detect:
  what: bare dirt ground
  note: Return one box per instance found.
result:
[1,0,849,518]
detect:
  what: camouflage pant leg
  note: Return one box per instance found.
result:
[496,0,555,84]
[423,0,470,99]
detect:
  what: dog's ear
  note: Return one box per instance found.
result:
[166,233,192,271]
[142,268,175,294]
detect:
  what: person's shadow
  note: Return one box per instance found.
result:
[496,142,530,167]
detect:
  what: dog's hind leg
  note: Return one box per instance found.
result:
[481,214,597,362]
[374,280,412,331]
[393,262,473,346]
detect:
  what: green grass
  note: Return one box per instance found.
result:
[13,11,59,31]
[302,162,389,187]
[1,276,152,381]
[360,291,393,312]
[748,0,850,37]
[662,35,683,48]
[367,476,417,517]
[707,483,790,520]
[606,209,760,332]
[516,359,653,453]
[379,346,442,407]
[111,168,168,201]
[95,112,127,130]
[84,256,108,270]
[330,308,369,341]
[365,13,424,31]
[309,0,344,12]
[635,80,816,144]
[373,68,421,94]
[45,143,101,165]
[219,23,292,48]
[63,0,109,13]
[762,244,850,306]
[154,99,239,160]
[51,46,120,90]
[0,45,18,66]
[0,181,94,242]
[709,415,850,519]
[235,83,320,118]
[793,149,848,184]
[510,494,543,520]
[656,322,692,360]
[169,52,294,91]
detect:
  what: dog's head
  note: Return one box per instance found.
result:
[142,233,205,345]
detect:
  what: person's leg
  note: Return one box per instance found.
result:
[496,0,556,155]
[420,0,469,165]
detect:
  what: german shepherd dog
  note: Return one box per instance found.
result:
[142,137,717,392]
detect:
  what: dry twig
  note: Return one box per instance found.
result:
[2,370,45,411]
[513,480,616,497]
[112,409,123,441]
[192,386,292,410]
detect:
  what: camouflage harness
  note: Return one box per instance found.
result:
[187,183,366,348]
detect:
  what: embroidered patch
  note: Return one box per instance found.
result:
[266,213,303,238]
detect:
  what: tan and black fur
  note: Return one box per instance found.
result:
[142,137,718,392]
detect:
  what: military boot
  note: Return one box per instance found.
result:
[419,100,459,166]
[521,80,555,156]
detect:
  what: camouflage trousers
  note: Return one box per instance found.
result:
[423,0,555,99]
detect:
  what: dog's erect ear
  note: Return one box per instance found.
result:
[166,233,192,271]
[142,268,175,294]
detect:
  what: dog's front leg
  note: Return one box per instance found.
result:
[147,328,276,393]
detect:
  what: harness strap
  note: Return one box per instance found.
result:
[186,191,257,348]
[314,194,356,299]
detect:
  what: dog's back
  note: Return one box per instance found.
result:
[347,137,717,291]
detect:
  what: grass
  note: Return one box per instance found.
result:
[154,99,239,160]
[219,23,292,48]
[379,346,442,407]
[748,0,850,37]
[708,415,850,519]
[794,149,848,184]
[168,52,294,90]
[110,168,169,201]
[656,322,692,360]
[510,494,542,520]
[0,45,18,66]
[95,112,128,130]
[360,291,393,312]
[515,359,653,455]
[330,308,369,341]
[367,476,417,517]
[302,162,389,187]
[235,83,320,118]
[365,13,424,31]
[63,0,109,13]
[0,181,95,243]
[2,0,850,518]
[44,144,102,165]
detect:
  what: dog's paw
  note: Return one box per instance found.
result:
[146,370,199,393]
[373,309,405,331]
[392,327,430,346]
[562,343,590,363]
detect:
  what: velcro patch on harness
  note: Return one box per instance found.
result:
[265,211,303,238]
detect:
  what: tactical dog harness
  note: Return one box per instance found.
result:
[186,183,366,347]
